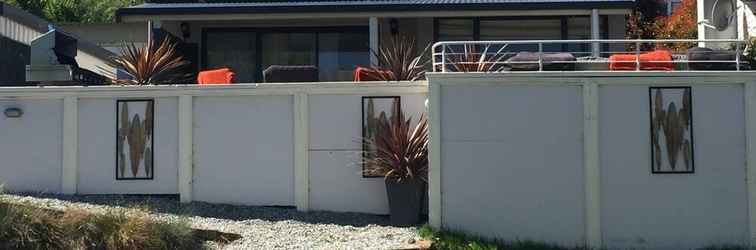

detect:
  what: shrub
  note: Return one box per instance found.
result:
[0,204,67,250]
[362,34,430,81]
[110,37,192,85]
[362,108,429,183]
[0,202,207,250]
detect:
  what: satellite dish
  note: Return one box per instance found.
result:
[711,0,738,31]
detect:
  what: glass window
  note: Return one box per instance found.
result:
[262,33,317,71]
[567,17,592,55]
[437,19,474,41]
[318,32,370,81]
[480,19,562,52]
[205,31,257,83]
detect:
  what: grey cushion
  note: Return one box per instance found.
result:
[263,65,319,83]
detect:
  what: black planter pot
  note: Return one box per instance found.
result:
[385,178,426,226]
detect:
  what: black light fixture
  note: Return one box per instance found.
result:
[180,22,191,40]
[4,107,23,118]
[389,18,399,36]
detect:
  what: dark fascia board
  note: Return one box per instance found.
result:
[1,2,49,33]
[0,2,115,63]
[117,1,635,17]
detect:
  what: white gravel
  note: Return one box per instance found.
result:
[0,193,421,250]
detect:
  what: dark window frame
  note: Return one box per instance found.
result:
[202,26,369,83]
[433,16,610,52]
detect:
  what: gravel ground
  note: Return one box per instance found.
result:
[0,193,421,250]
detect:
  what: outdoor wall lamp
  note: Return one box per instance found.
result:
[180,22,191,40]
[4,107,23,118]
[389,18,399,36]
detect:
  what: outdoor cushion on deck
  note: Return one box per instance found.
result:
[263,65,318,83]
[687,47,750,70]
[506,52,576,71]
[197,68,235,85]
[609,50,674,71]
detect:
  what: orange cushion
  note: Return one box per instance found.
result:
[609,50,674,71]
[198,68,235,85]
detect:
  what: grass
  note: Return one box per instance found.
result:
[418,225,752,250]
[418,225,584,250]
[0,202,208,250]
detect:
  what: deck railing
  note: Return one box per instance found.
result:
[431,39,749,72]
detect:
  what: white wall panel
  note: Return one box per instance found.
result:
[0,99,62,193]
[439,84,585,246]
[77,97,179,194]
[193,96,295,206]
[307,93,426,214]
[599,85,748,249]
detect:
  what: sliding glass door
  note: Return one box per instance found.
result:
[205,31,257,83]
[203,27,368,83]
[261,33,317,71]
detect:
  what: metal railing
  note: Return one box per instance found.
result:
[431,39,749,72]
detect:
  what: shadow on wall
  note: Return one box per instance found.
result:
[10,193,415,227]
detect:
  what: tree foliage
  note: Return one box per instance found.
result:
[626,0,667,39]
[5,0,144,23]
[626,0,697,50]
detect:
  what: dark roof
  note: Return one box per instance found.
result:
[0,2,114,61]
[118,0,635,17]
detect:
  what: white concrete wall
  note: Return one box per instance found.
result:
[193,95,296,206]
[438,84,585,246]
[77,97,179,194]
[308,93,427,214]
[429,73,756,249]
[599,85,749,249]
[0,83,427,215]
[0,99,63,193]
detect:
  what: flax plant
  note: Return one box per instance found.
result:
[445,44,511,72]
[362,108,429,183]
[362,35,430,81]
[110,37,191,85]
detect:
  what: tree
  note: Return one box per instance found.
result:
[651,0,697,40]
[5,0,144,23]
[626,0,666,40]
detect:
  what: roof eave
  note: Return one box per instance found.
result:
[117,1,635,18]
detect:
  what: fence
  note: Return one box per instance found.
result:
[427,71,756,249]
[0,82,427,215]
[431,39,747,72]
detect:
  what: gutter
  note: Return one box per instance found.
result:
[116,1,635,18]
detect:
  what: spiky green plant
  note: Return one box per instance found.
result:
[362,107,428,183]
[445,44,510,72]
[111,37,191,85]
[361,34,430,81]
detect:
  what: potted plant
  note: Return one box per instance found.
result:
[363,108,429,226]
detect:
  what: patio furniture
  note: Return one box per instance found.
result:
[506,52,576,71]
[197,68,235,85]
[263,65,318,83]
[609,50,674,71]
[687,47,750,70]
[354,67,392,81]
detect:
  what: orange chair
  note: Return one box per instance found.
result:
[197,68,235,85]
[354,67,392,81]
[609,50,674,71]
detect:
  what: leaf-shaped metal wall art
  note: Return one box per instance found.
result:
[650,87,694,173]
[127,114,146,177]
[145,147,152,177]
[118,103,130,177]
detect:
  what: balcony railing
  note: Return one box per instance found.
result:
[431,39,749,72]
